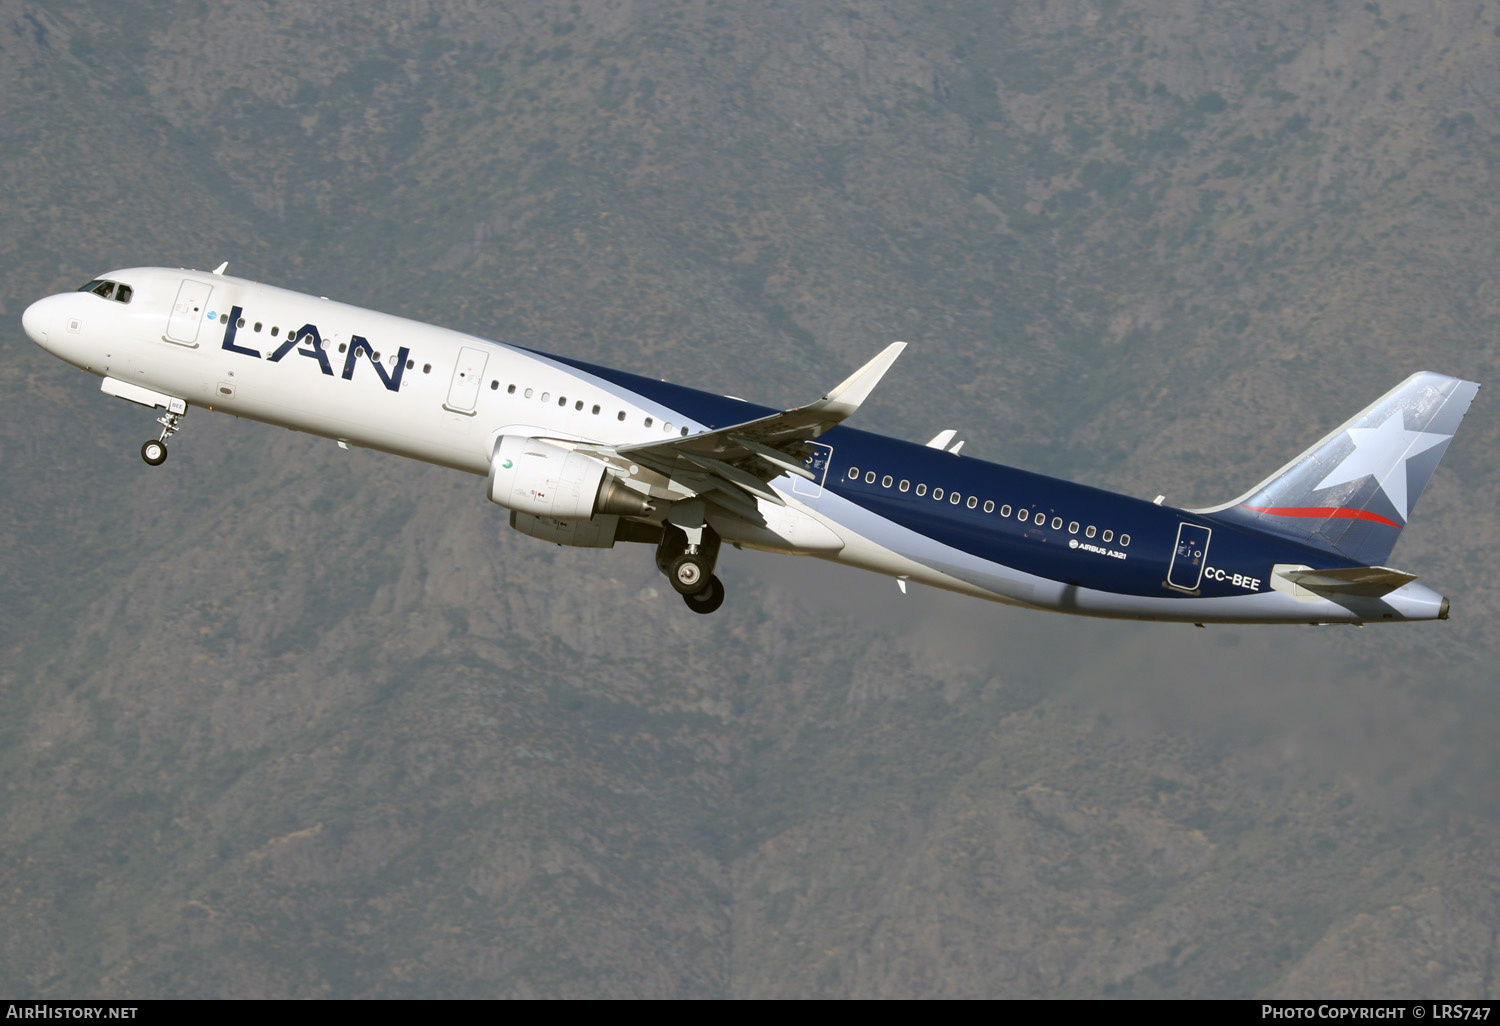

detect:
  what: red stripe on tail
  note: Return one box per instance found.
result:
[1243,505,1402,528]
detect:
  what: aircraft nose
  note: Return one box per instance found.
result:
[22,298,49,346]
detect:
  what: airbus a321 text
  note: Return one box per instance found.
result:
[24,266,1479,623]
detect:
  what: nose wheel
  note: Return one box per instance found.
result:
[140,407,186,466]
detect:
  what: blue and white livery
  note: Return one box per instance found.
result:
[23,266,1480,623]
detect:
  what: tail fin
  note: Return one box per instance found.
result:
[1195,372,1479,565]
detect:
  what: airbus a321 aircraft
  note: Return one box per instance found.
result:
[23,265,1479,622]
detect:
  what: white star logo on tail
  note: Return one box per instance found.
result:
[1312,409,1449,520]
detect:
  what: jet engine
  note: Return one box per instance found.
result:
[487,435,652,520]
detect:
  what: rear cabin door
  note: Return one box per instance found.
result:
[165,279,213,345]
[1167,522,1212,592]
[444,346,489,414]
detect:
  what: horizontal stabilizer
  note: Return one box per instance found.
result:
[1274,564,1418,597]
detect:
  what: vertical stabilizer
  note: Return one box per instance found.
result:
[1196,372,1479,565]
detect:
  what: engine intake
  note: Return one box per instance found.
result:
[487,435,651,520]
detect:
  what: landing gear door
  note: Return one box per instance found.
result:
[1167,522,1212,592]
[793,442,833,498]
[165,279,213,346]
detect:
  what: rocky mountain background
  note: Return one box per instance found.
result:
[2,0,1498,998]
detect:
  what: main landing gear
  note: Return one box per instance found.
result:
[657,519,725,614]
[140,406,186,466]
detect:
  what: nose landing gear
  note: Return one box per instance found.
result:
[141,407,186,466]
[656,515,726,614]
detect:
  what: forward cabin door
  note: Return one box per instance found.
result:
[444,346,489,414]
[165,279,213,345]
[1167,523,1211,592]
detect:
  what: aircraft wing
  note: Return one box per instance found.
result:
[592,342,905,516]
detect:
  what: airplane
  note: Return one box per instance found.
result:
[22,265,1480,624]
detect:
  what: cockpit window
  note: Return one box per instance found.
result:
[76,279,132,304]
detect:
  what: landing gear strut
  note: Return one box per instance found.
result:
[656,515,725,614]
[141,406,186,467]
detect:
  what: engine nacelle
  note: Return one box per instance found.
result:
[510,511,622,548]
[509,511,664,548]
[488,435,651,520]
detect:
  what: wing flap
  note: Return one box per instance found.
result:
[680,453,787,505]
